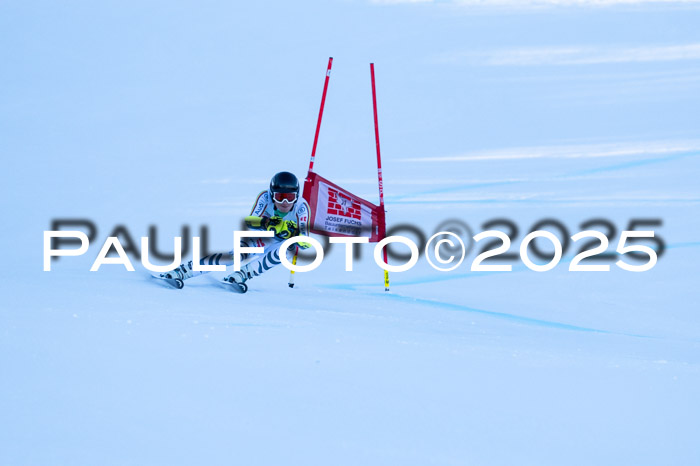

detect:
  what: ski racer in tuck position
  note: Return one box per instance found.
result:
[159,171,311,292]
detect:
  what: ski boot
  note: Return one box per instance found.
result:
[222,270,249,293]
[158,260,196,289]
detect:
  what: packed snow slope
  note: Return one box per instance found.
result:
[2,145,699,465]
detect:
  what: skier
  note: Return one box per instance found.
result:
[159,171,311,291]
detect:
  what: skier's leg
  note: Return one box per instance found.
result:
[160,239,256,281]
[224,238,289,285]
[159,254,226,281]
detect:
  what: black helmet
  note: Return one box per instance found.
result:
[269,171,299,195]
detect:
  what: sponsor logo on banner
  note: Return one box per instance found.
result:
[327,187,362,220]
[316,182,369,237]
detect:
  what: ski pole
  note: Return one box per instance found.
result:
[288,246,298,288]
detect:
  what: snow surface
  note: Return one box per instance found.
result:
[3,148,699,465]
[2,1,700,465]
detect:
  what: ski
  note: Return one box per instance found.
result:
[221,278,248,294]
[151,275,184,289]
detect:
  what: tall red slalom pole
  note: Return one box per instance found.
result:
[370,63,389,292]
[290,57,334,289]
[307,57,333,176]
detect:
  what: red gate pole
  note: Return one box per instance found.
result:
[290,57,334,288]
[307,57,333,175]
[370,63,389,291]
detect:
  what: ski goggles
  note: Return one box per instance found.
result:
[272,191,297,204]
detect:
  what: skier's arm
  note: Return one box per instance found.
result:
[246,200,310,241]
[249,191,269,216]
[246,191,276,231]
[297,200,310,236]
[245,215,298,239]
[245,215,280,230]
[294,200,312,249]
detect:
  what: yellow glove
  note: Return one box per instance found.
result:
[274,220,299,240]
[244,216,299,239]
[245,215,281,230]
